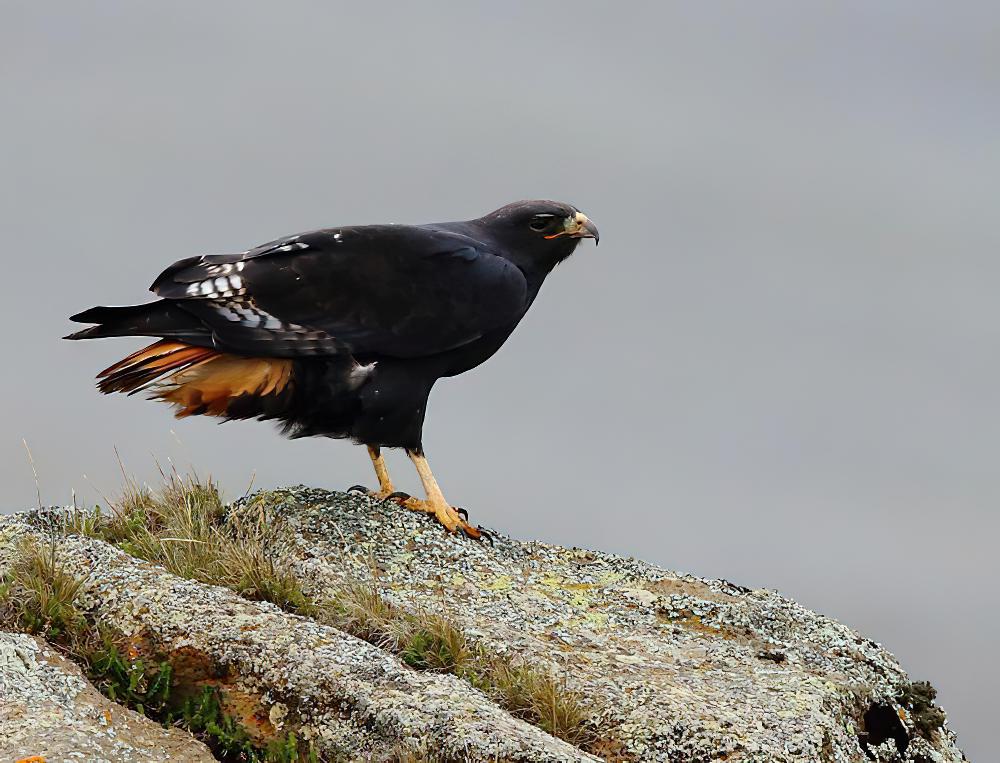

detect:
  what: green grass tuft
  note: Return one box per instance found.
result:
[0,540,87,640]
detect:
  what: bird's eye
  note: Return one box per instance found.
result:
[528,215,555,231]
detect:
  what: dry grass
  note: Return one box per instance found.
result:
[72,471,314,616]
[321,584,594,747]
[483,657,593,746]
[62,471,596,749]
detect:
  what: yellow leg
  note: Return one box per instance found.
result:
[367,445,395,499]
[401,449,482,539]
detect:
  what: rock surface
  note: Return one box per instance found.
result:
[0,631,214,763]
[231,488,967,763]
[0,488,968,762]
[0,511,595,762]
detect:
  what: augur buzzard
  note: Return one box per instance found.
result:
[66,201,599,539]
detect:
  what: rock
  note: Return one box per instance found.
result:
[229,488,967,763]
[0,511,596,762]
[0,489,968,762]
[0,631,214,762]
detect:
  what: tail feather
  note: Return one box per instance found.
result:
[96,339,294,419]
[65,301,210,342]
[155,355,293,417]
[97,340,219,395]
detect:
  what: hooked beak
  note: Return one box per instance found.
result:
[546,211,600,245]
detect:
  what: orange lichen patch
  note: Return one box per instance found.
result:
[658,612,742,642]
[126,638,142,661]
[15,757,47,763]
[158,645,278,745]
[642,578,736,604]
[214,685,277,743]
[166,645,218,689]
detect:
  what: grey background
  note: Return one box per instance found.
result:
[2,2,996,757]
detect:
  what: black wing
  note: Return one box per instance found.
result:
[150,224,528,358]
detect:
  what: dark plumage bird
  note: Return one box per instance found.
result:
[66,200,598,538]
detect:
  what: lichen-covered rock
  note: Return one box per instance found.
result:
[0,489,968,762]
[0,632,214,762]
[227,487,967,763]
[0,513,596,762]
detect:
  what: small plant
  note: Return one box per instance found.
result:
[1,539,87,640]
[71,471,313,617]
[174,687,320,762]
[176,686,257,760]
[266,731,320,763]
[88,635,173,718]
[324,581,395,642]
[62,505,106,538]
[216,514,316,615]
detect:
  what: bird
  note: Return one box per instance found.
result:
[66,200,599,539]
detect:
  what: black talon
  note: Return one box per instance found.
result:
[474,526,494,545]
[457,523,493,544]
[456,507,469,520]
[386,491,411,502]
[347,484,369,494]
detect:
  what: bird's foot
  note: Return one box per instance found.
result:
[347,484,398,501]
[393,495,489,542]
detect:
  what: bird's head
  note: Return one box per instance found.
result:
[477,200,599,272]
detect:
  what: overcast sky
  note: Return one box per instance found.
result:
[2,2,997,757]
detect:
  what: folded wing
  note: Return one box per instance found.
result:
[149,225,529,359]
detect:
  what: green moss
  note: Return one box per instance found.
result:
[898,680,947,739]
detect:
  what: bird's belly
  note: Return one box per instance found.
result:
[435,326,518,378]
